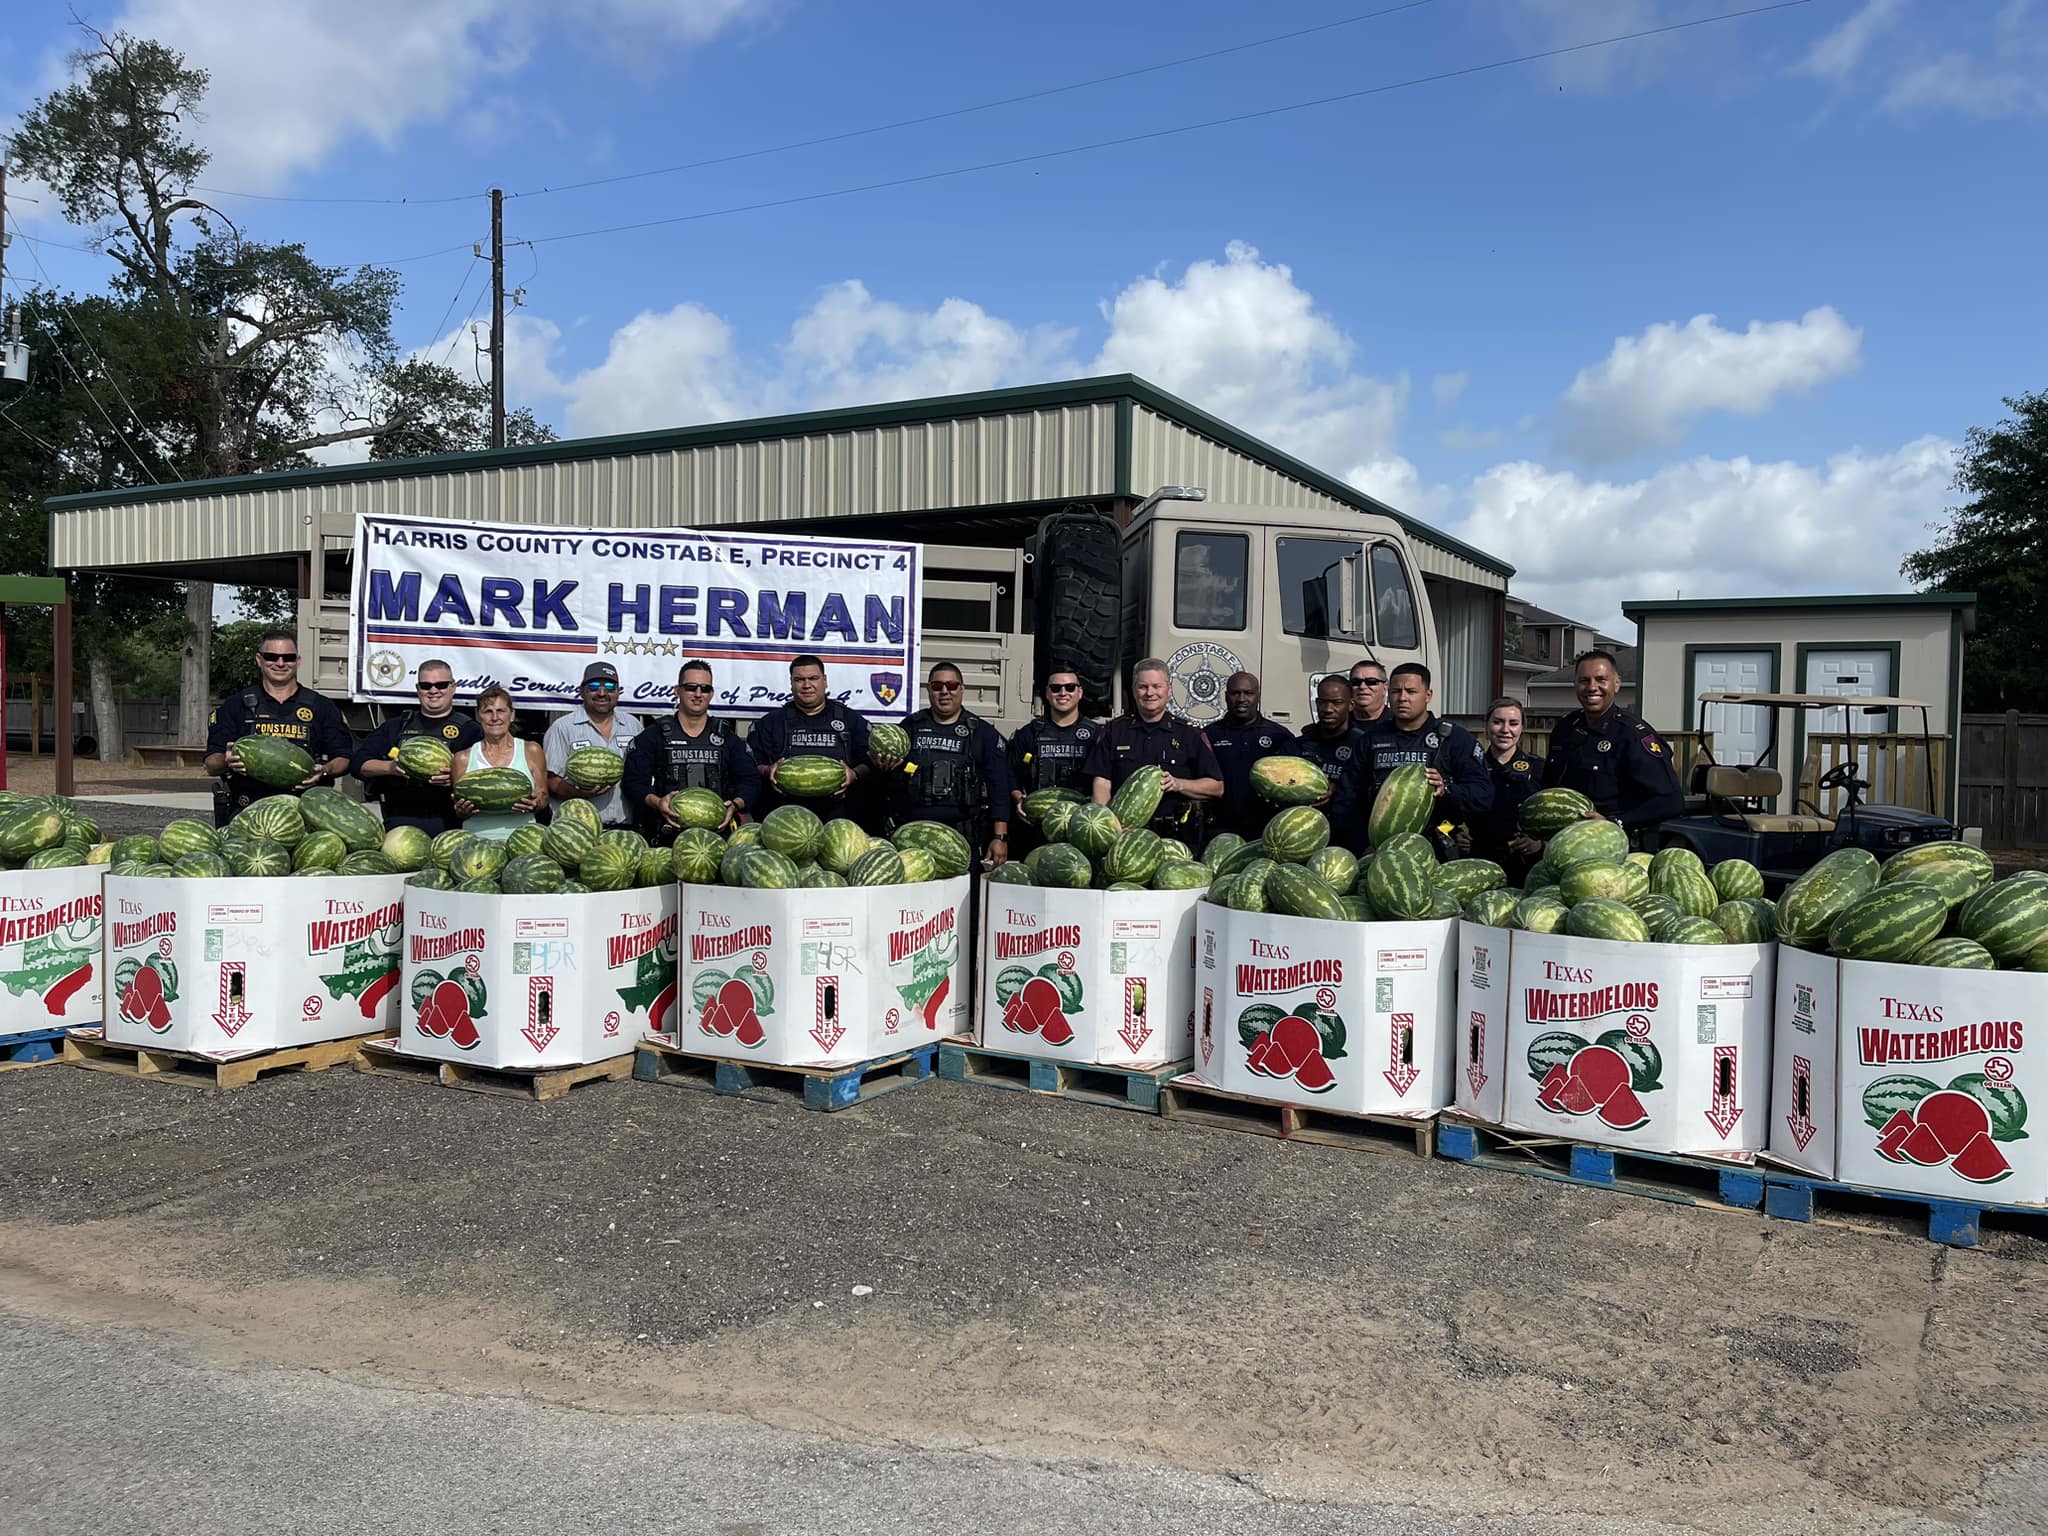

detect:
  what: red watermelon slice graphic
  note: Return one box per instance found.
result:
[1002,976,1068,1043]
[701,977,764,1048]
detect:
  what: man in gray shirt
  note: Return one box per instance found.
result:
[543,661,643,828]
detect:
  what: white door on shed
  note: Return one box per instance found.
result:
[1804,647,1894,797]
[1691,650,1772,765]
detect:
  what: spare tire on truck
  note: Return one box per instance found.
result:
[1030,505,1120,718]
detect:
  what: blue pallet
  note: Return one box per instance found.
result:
[0,1025,72,1070]
[937,1039,1186,1114]
[634,1037,938,1112]
[1437,1117,1765,1212]
[1762,1171,2048,1250]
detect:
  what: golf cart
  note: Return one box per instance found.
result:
[1656,692,1959,891]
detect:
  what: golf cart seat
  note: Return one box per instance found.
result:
[1701,766,1834,835]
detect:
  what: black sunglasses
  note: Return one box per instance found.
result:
[678,683,713,694]
[1046,682,1081,692]
[260,651,298,662]
[1351,676,1385,688]
[417,679,453,690]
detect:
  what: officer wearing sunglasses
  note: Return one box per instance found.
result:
[1006,665,1099,858]
[622,660,761,843]
[350,658,482,834]
[202,628,354,826]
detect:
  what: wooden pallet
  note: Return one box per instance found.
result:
[63,1028,390,1090]
[0,1025,74,1073]
[355,1038,633,1102]
[936,1037,1186,1114]
[1761,1169,2048,1250]
[1435,1114,1764,1212]
[633,1035,938,1112]
[1158,1073,1434,1157]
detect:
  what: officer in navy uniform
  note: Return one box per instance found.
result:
[872,660,1011,862]
[1205,671,1291,841]
[1538,648,1683,849]
[1362,662,1493,851]
[1292,674,1377,852]
[1006,664,1098,858]
[1082,657,1224,851]
[623,659,763,843]
[1460,697,1541,883]
[749,653,875,821]
[350,657,482,835]
[203,629,354,826]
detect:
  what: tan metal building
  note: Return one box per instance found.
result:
[47,374,1512,716]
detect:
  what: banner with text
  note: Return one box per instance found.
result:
[348,514,921,715]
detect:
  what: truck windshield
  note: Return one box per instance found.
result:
[1174,531,1247,630]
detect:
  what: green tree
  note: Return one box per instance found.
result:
[1902,391,2048,711]
[8,27,546,747]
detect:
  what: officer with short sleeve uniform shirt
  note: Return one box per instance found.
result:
[350,663,481,835]
[204,634,354,825]
[749,656,874,822]
[1205,671,1291,841]
[1541,651,1682,846]
[1082,661,1224,850]
[622,665,762,844]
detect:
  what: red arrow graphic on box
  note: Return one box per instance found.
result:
[1118,1017,1152,1054]
[1785,1053,1817,1151]
[1383,1013,1419,1097]
[1703,1043,1742,1139]
[810,1018,844,1052]
[213,964,250,1038]
[1465,1013,1487,1098]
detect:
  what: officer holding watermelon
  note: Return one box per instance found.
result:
[1206,671,1291,841]
[1083,658,1223,849]
[202,629,354,826]
[749,654,875,819]
[1361,663,1493,851]
[1006,664,1098,856]
[350,658,481,835]
[871,661,1012,864]
[1537,649,1682,847]
[1291,674,1376,852]
[623,659,761,843]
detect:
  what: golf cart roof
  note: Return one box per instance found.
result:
[1697,692,1932,710]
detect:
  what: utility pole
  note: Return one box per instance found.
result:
[489,185,505,449]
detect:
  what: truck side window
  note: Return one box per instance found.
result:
[1174,531,1247,631]
[1370,543,1419,650]
[1276,536,1361,641]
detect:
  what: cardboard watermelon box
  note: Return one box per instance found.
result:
[1768,947,2046,1203]
[976,884,1199,1068]
[676,876,970,1067]
[1453,920,1511,1124]
[1496,928,1773,1158]
[0,865,104,1030]
[106,873,407,1054]
[1191,901,1456,1118]
[401,884,678,1070]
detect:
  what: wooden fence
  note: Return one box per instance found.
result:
[1456,726,1717,788]
[1796,734,1950,820]
[1958,711,2048,849]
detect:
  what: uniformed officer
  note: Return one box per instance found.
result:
[749,653,874,819]
[202,629,354,825]
[1205,671,1291,841]
[872,660,1012,864]
[1006,665,1099,857]
[1292,674,1377,852]
[1349,658,1390,734]
[350,657,482,835]
[622,659,762,843]
[1459,697,1541,882]
[1537,648,1683,848]
[1363,662,1493,851]
[1083,657,1224,849]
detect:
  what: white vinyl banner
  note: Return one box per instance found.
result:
[348,513,922,714]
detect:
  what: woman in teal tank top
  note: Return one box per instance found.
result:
[451,685,548,840]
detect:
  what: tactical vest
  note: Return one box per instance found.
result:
[781,701,860,760]
[1025,720,1095,793]
[904,709,984,811]
[654,715,735,797]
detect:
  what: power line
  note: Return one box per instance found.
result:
[503,0,1438,203]
[415,252,481,356]
[18,292,161,483]
[519,0,1819,252]
[10,221,160,457]
[0,399,62,456]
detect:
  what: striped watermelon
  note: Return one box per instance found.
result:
[294,831,347,872]
[504,824,547,858]
[1559,862,1633,905]
[1151,859,1212,891]
[543,816,600,869]
[1202,832,1245,872]
[234,734,315,788]
[396,737,454,780]
[895,820,973,878]
[1434,858,1505,901]
[381,825,432,872]
[848,846,907,886]
[739,849,799,889]
[1067,803,1123,858]
[1654,864,1719,919]
[1710,858,1766,902]
[1306,846,1357,893]
[1027,842,1092,890]
[1367,764,1433,847]
[1215,839,1270,878]
[1364,833,1436,921]
[1021,786,1085,820]
[1912,936,1996,970]
[1264,806,1331,863]
[869,721,911,760]
[580,843,638,891]
[1665,915,1727,945]
[1545,818,1628,872]
[1248,757,1327,807]
[1102,827,1165,885]
[453,768,531,813]
[1565,899,1649,944]
[447,839,509,884]
[225,841,292,878]
[158,819,221,860]
[774,756,847,797]
[1225,864,1272,913]
[1827,882,1950,962]
[1039,800,1083,843]
[1879,840,1994,907]
[1109,765,1165,826]
[1464,889,1521,928]
[430,829,474,870]
[1777,847,1882,947]
[1956,873,2048,966]
[563,746,624,790]
[501,853,569,894]
[235,797,307,847]
[299,786,385,851]
[759,804,825,863]
[818,818,871,874]
[894,847,938,884]
[671,788,728,830]
[1265,865,1347,921]
[670,828,726,884]
[1520,787,1593,837]
[337,850,397,876]
[1711,900,1770,944]
[1649,846,1706,884]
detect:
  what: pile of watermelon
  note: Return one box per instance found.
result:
[103,790,426,880]
[1779,843,2048,971]
[407,798,670,894]
[701,803,975,889]
[986,768,1213,893]
[0,792,106,870]
[1457,786,1773,945]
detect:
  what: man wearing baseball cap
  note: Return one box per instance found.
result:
[544,661,643,828]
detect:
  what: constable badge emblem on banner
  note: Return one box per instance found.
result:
[871,672,903,707]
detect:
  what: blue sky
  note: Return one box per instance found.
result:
[5,0,2045,628]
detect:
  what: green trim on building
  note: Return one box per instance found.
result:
[46,373,1513,580]
[1624,592,1976,616]
[0,576,67,604]
[1677,642,1782,741]
[1791,640,1905,806]
[1946,609,1964,821]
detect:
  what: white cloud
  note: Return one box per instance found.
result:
[1555,307,1862,463]
[1432,371,1469,407]
[1883,50,2048,118]
[1798,0,1907,81]
[1440,424,1505,453]
[1453,436,1956,630]
[780,281,1074,411]
[1092,241,1407,469]
[62,0,770,192]
[1796,0,2048,117]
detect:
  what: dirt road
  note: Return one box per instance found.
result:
[1,1061,2042,1532]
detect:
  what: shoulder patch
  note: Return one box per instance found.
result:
[1644,738,1664,755]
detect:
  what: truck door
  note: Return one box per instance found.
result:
[1149,526,1256,729]
[1261,533,1367,728]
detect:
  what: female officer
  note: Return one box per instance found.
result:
[1458,697,1541,882]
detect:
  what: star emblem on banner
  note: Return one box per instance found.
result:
[661,640,679,656]
[603,637,622,655]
